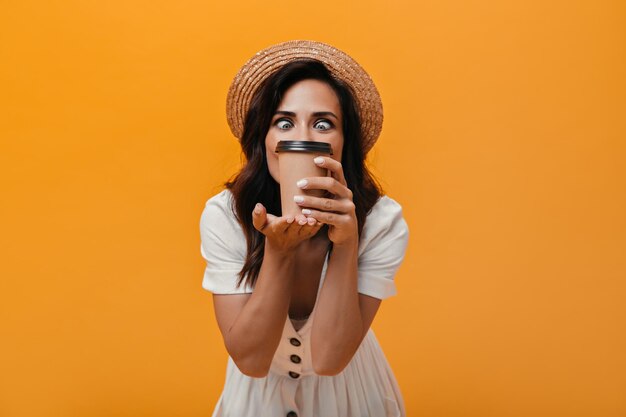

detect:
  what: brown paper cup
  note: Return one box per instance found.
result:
[275,141,334,218]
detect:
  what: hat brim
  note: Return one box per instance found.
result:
[225,40,383,155]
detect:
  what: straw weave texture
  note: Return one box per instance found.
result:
[226,40,383,154]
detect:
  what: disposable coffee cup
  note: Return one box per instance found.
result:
[275,140,333,218]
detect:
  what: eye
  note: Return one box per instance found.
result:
[275,118,293,130]
[314,119,333,131]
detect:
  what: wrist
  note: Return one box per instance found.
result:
[265,239,296,259]
[332,238,358,253]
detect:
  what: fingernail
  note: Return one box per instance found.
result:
[314,157,324,164]
[302,209,312,215]
[296,179,307,188]
[298,218,307,225]
[293,195,304,203]
[286,216,294,223]
[254,204,261,214]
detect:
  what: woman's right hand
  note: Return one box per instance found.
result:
[252,203,323,253]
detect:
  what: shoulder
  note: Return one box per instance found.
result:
[367,195,404,219]
[358,195,409,255]
[200,189,244,242]
[354,195,409,298]
[204,188,235,211]
[201,188,236,222]
[199,189,250,294]
[362,195,407,236]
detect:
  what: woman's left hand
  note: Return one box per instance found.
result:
[294,156,358,247]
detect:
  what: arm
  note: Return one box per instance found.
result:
[294,157,409,376]
[292,156,385,375]
[208,201,323,378]
[212,241,295,378]
[310,240,382,376]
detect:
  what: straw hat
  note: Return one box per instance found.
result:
[225,40,383,155]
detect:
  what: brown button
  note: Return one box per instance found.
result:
[289,371,300,379]
[290,338,301,347]
[287,412,298,417]
[290,354,301,364]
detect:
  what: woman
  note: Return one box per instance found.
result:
[200,40,409,417]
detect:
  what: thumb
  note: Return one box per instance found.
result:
[252,203,268,232]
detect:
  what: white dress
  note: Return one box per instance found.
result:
[199,189,409,417]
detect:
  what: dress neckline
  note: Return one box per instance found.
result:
[288,247,330,336]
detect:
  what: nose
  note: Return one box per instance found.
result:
[295,122,313,141]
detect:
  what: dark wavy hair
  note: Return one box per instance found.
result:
[224,58,384,289]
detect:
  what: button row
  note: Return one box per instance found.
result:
[288,338,302,379]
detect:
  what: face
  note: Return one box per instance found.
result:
[265,79,344,184]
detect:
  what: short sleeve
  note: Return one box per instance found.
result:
[356,196,409,300]
[199,190,253,294]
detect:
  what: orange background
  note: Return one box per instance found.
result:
[1,0,625,416]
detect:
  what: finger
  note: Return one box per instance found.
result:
[296,214,319,236]
[275,215,296,235]
[277,214,300,234]
[295,176,353,200]
[295,214,309,226]
[252,203,268,231]
[253,204,291,234]
[299,209,347,227]
[295,195,355,214]
[301,221,323,239]
[298,217,323,237]
[313,156,347,186]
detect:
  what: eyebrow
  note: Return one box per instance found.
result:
[274,110,339,120]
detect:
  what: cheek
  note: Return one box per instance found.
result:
[267,151,278,167]
[265,140,280,182]
[266,136,279,155]
[333,142,344,162]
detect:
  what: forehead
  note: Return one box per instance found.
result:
[278,79,341,113]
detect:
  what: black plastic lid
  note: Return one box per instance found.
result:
[275,140,333,155]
